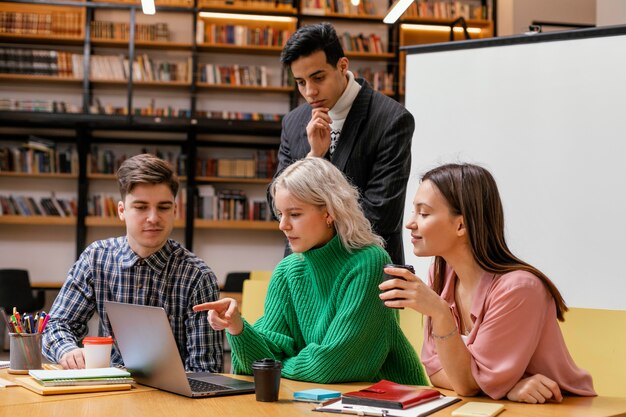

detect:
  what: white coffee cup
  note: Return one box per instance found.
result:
[83,336,113,368]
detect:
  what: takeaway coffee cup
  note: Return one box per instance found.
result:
[83,336,113,368]
[9,332,42,374]
[251,358,282,402]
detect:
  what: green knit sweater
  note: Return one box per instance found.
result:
[227,235,428,385]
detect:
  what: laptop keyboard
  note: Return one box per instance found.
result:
[188,378,230,393]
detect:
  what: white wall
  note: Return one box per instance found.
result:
[597,0,626,25]
[498,0,596,35]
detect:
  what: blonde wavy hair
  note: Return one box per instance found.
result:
[270,157,385,251]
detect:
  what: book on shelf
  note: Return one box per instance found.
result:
[199,23,292,47]
[340,32,385,54]
[91,20,170,42]
[0,194,77,216]
[0,8,83,38]
[405,0,489,20]
[0,47,81,78]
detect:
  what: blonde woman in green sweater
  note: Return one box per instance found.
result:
[194,157,428,384]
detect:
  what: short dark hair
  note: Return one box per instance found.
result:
[117,153,179,200]
[280,22,345,67]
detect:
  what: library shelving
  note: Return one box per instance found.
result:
[0,0,494,282]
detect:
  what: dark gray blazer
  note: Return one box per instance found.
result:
[275,78,414,264]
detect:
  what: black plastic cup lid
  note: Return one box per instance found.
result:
[252,358,283,369]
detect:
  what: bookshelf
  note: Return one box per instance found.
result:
[0,0,495,283]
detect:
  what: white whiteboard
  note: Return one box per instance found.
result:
[404,27,626,311]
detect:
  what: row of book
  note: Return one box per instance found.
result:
[200,64,273,87]
[88,147,186,176]
[0,102,283,121]
[91,21,170,42]
[340,33,386,54]
[197,22,292,48]
[0,48,80,78]
[0,98,81,113]
[89,99,192,117]
[90,54,191,83]
[0,100,284,121]
[405,0,489,20]
[301,0,378,16]
[197,111,283,121]
[196,186,273,221]
[195,150,277,179]
[198,0,292,7]
[0,10,82,37]
[0,139,78,174]
[0,194,77,217]
[353,68,394,93]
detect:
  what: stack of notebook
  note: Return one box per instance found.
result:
[17,368,134,395]
[29,367,134,387]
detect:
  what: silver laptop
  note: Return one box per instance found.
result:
[104,301,255,398]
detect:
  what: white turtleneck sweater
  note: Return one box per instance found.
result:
[328,70,361,156]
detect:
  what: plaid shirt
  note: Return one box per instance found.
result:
[42,237,223,372]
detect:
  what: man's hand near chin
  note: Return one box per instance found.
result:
[306,107,332,158]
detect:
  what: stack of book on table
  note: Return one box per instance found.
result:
[314,380,461,417]
[17,368,134,395]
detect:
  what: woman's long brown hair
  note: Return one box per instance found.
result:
[423,163,568,321]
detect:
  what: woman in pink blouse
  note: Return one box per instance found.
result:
[379,163,595,403]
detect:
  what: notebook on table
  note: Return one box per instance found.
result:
[104,301,255,398]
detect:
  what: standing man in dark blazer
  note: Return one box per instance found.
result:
[274,22,414,264]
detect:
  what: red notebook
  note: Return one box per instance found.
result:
[342,380,441,410]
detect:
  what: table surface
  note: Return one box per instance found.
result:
[1,370,625,417]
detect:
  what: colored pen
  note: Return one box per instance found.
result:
[38,312,47,333]
[10,315,21,334]
[40,314,51,332]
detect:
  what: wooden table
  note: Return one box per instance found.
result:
[1,370,625,417]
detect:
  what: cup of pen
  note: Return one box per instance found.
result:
[8,332,43,374]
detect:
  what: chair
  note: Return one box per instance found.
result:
[249,270,272,281]
[222,272,250,292]
[241,280,270,325]
[0,269,45,350]
[559,307,626,397]
[0,269,45,315]
[399,308,425,355]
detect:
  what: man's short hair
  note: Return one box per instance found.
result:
[280,22,345,67]
[117,153,179,200]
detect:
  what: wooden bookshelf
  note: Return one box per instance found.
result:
[195,84,292,93]
[85,216,186,228]
[0,172,77,179]
[0,0,494,280]
[0,215,76,226]
[194,219,278,230]
[0,3,85,39]
[91,0,194,7]
[198,0,296,15]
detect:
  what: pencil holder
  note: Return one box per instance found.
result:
[9,332,42,374]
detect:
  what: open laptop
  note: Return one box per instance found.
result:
[104,301,255,398]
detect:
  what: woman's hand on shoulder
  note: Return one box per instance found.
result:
[193,298,244,335]
[506,374,563,404]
